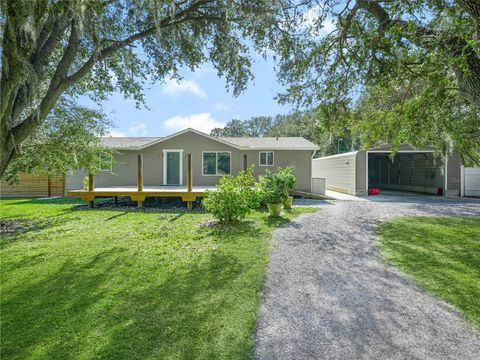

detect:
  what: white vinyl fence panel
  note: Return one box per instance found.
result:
[461,167,480,197]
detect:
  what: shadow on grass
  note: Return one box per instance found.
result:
[379,216,480,328]
[0,218,67,249]
[1,247,249,359]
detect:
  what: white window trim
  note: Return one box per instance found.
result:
[202,151,232,176]
[163,149,184,185]
[100,153,113,172]
[259,151,274,166]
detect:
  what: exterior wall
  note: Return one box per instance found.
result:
[1,173,64,197]
[355,151,367,195]
[446,152,461,196]
[312,152,358,195]
[66,131,314,192]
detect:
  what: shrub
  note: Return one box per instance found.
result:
[258,167,297,205]
[279,166,297,193]
[202,167,259,223]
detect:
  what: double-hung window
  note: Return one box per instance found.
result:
[259,151,274,166]
[203,152,231,175]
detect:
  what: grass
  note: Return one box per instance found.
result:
[0,197,316,359]
[379,216,480,329]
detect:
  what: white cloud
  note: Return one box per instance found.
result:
[164,113,225,134]
[128,121,148,136]
[162,78,207,98]
[214,101,230,111]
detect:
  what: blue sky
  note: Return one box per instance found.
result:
[86,56,293,137]
[77,5,336,138]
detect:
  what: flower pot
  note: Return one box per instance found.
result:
[267,203,282,216]
[284,196,294,209]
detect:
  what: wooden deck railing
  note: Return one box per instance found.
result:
[80,153,199,209]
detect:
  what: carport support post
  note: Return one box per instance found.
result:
[88,174,94,208]
[137,154,143,207]
[187,154,193,210]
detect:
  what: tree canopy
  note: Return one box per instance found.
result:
[2,98,112,183]
[272,0,480,163]
[0,0,278,176]
[211,111,357,156]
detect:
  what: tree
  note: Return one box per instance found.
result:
[272,0,480,158]
[211,119,248,137]
[353,78,480,165]
[0,0,279,176]
[210,110,356,156]
[3,98,112,183]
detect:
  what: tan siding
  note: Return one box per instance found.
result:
[1,173,64,197]
[66,131,313,191]
[312,152,357,195]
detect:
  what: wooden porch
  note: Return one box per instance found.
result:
[67,154,209,210]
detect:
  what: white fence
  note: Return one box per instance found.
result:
[461,166,480,197]
[312,177,326,195]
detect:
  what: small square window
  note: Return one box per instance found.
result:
[259,151,274,166]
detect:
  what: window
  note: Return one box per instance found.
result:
[203,152,231,175]
[259,151,274,166]
[100,153,113,171]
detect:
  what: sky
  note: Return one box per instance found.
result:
[77,5,336,138]
[83,56,293,138]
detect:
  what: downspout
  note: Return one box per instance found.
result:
[311,150,318,193]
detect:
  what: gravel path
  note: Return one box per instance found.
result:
[254,196,480,360]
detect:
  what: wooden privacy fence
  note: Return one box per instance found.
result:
[0,173,65,197]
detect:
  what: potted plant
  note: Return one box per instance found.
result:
[259,170,289,216]
[280,167,296,209]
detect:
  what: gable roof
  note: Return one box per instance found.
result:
[101,137,161,149]
[102,128,318,151]
[222,137,318,150]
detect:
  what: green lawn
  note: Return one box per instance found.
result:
[0,198,315,359]
[379,216,480,329]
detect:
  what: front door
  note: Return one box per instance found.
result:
[164,150,183,185]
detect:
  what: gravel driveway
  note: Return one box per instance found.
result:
[254,195,480,360]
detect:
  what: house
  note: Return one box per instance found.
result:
[66,128,319,193]
[312,145,462,196]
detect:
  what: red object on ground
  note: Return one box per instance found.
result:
[368,187,380,195]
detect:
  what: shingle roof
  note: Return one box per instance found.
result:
[101,137,161,149]
[221,137,318,150]
[101,129,318,150]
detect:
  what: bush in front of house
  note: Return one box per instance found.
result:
[258,167,297,215]
[202,166,259,223]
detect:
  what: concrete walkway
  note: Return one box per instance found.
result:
[254,196,480,359]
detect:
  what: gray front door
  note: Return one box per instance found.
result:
[165,151,181,185]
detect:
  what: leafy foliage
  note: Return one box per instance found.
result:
[202,166,259,223]
[271,0,480,162]
[0,0,281,175]
[3,98,112,183]
[211,111,357,156]
[353,79,480,165]
[258,167,296,205]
